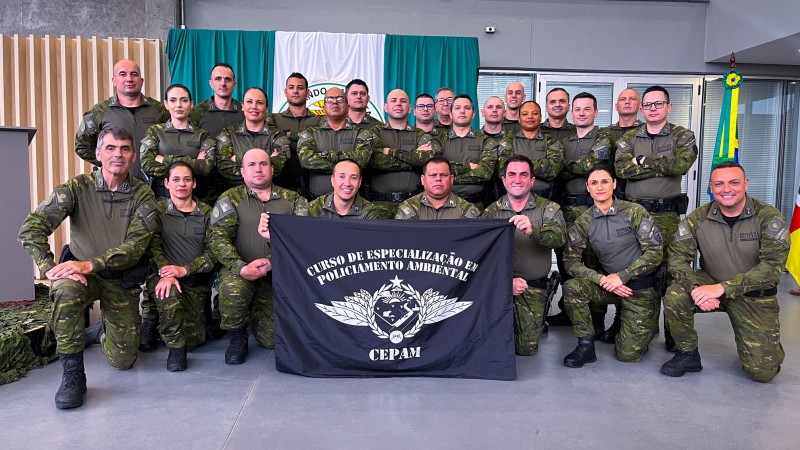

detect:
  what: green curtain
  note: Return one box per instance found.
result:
[166,28,274,105]
[383,35,480,128]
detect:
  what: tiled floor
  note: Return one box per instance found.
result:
[3,275,800,449]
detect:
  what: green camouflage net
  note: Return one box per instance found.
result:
[0,284,57,385]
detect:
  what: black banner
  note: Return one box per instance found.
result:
[270,215,516,380]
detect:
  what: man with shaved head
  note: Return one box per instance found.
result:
[502,82,526,133]
[367,89,441,217]
[481,96,508,141]
[208,147,308,364]
[76,59,168,180]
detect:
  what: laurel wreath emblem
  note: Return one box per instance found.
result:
[315,277,473,342]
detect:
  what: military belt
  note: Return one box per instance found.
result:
[744,287,778,298]
[627,275,655,290]
[631,195,688,214]
[97,269,124,280]
[368,191,415,203]
[525,277,549,290]
[563,194,593,206]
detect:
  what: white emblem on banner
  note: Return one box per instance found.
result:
[315,275,472,344]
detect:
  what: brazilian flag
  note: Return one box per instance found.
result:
[709,69,743,199]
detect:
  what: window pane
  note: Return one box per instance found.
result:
[544,82,613,127]
[701,79,782,206]
[627,84,694,129]
[477,72,535,128]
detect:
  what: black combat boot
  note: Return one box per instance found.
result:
[167,346,187,372]
[83,320,103,348]
[597,308,622,344]
[55,352,87,409]
[547,299,572,326]
[206,318,227,341]
[225,328,249,364]
[139,318,159,351]
[591,311,606,339]
[660,348,702,377]
[563,337,597,368]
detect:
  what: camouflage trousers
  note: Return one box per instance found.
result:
[664,272,784,382]
[651,211,679,263]
[140,291,158,320]
[563,278,659,362]
[556,205,596,282]
[146,274,209,351]
[555,204,596,310]
[218,270,274,349]
[513,287,547,356]
[50,275,141,369]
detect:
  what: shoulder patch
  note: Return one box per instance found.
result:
[568,226,586,248]
[636,216,654,238]
[675,220,693,241]
[464,205,481,219]
[543,202,566,227]
[80,113,98,134]
[595,144,609,160]
[764,215,790,248]
[216,133,230,145]
[396,203,415,219]
[140,135,157,150]
[137,198,158,231]
[210,197,236,225]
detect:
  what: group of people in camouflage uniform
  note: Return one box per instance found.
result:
[16,59,790,410]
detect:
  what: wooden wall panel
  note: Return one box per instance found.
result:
[0,34,165,276]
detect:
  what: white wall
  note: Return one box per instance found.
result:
[186,0,710,73]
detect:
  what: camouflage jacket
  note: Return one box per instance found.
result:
[440,128,505,186]
[497,130,564,191]
[297,119,374,171]
[75,95,169,168]
[215,121,290,184]
[558,126,613,195]
[350,113,383,130]
[18,168,157,275]
[308,193,384,219]
[190,97,244,139]
[602,119,643,147]
[482,194,566,280]
[614,123,697,199]
[148,198,216,276]
[140,121,216,179]
[565,199,663,285]
[271,110,322,143]
[540,119,576,143]
[369,123,441,172]
[395,193,481,220]
[208,185,308,273]
[501,118,521,134]
[668,195,790,296]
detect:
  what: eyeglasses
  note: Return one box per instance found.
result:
[324,96,346,104]
[416,104,435,110]
[436,97,454,105]
[641,101,669,110]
